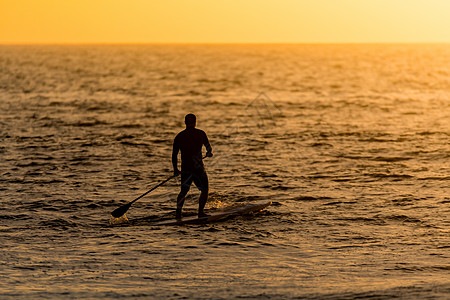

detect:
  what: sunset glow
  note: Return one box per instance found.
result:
[1,0,450,44]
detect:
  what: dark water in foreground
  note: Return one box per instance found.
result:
[0,45,449,299]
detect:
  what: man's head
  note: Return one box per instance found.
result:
[185,113,196,128]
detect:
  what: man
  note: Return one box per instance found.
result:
[172,113,213,219]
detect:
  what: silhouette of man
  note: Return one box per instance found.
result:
[172,113,213,219]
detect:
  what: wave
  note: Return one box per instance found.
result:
[304,283,450,299]
[369,173,414,180]
[418,176,450,181]
[38,218,79,230]
[386,265,450,272]
[68,119,109,127]
[0,213,33,221]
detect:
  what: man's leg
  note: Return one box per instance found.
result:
[194,172,209,217]
[176,191,187,219]
[198,188,209,217]
[177,172,192,219]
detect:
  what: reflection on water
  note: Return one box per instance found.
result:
[109,214,129,226]
[0,44,449,298]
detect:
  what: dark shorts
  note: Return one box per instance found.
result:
[181,171,208,192]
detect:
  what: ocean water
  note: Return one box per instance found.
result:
[0,44,449,299]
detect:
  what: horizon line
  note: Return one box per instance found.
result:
[1,41,450,46]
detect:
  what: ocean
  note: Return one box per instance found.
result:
[0,44,449,299]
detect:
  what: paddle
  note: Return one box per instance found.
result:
[111,155,210,218]
[111,175,177,218]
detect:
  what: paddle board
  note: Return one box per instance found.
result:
[144,200,271,226]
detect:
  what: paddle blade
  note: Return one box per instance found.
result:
[111,202,132,218]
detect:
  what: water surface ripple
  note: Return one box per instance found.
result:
[0,45,449,299]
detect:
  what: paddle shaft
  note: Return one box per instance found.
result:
[135,155,208,205]
[129,175,176,206]
[132,155,207,205]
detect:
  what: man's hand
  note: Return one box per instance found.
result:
[206,151,213,158]
[174,169,181,177]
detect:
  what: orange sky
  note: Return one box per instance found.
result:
[1,0,450,44]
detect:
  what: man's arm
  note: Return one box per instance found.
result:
[172,139,181,176]
[204,132,213,157]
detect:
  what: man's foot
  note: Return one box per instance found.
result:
[198,212,209,218]
[176,209,182,220]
